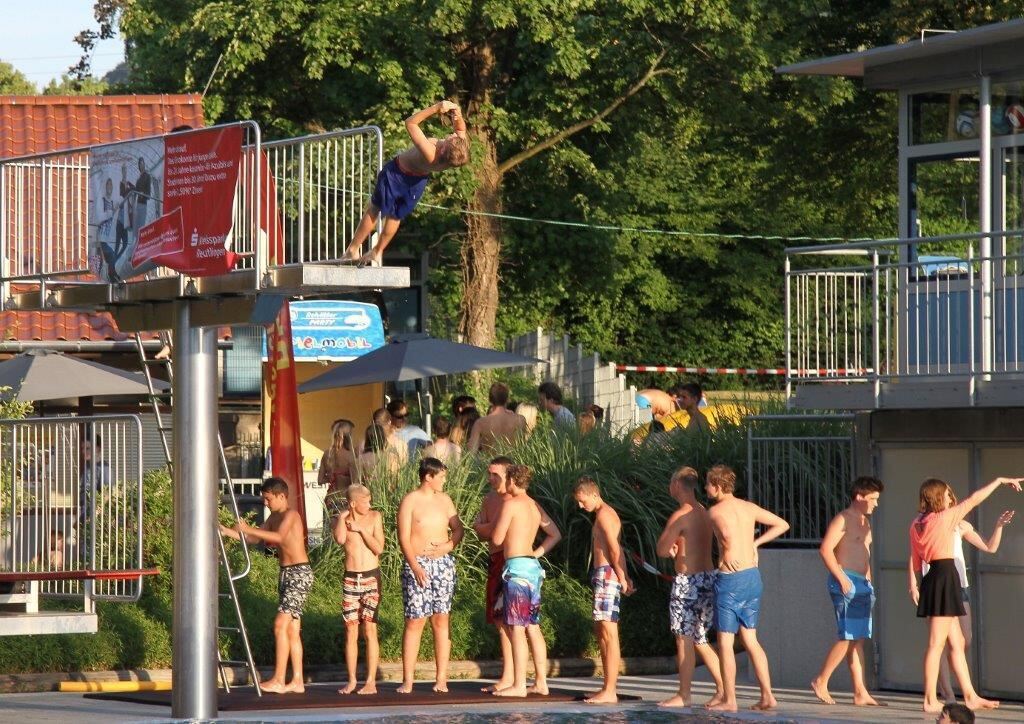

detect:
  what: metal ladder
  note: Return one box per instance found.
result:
[135,331,262,696]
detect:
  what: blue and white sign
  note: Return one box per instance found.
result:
[287,300,385,361]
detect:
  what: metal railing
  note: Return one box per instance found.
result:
[0,123,383,307]
[746,414,856,544]
[0,415,144,601]
[786,230,1024,405]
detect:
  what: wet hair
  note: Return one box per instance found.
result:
[452,395,476,417]
[671,466,700,489]
[918,478,955,514]
[490,455,514,467]
[851,476,884,498]
[364,424,388,453]
[706,464,736,495]
[538,381,563,404]
[346,484,371,501]
[419,456,447,481]
[433,416,452,439]
[261,477,289,496]
[489,382,510,408]
[940,703,975,724]
[573,476,600,497]
[442,135,471,167]
[506,464,532,490]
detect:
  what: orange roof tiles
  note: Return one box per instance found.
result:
[1,94,205,342]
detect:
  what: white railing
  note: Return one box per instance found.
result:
[0,415,144,602]
[786,230,1024,404]
[0,123,382,307]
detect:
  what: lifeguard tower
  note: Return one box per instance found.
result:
[777,19,1024,699]
[0,120,408,719]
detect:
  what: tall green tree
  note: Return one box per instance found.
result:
[0,61,36,94]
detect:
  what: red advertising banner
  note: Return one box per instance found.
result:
[89,125,243,281]
[261,151,307,534]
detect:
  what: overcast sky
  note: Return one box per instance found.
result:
[0,2,125,89]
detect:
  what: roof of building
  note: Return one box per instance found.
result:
[1,94,205,342]
[777,18,1024,89]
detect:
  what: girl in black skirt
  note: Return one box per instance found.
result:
[908,476,1022,714]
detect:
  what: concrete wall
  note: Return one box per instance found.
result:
[754,548,861,691]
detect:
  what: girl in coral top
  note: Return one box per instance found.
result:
[907,476,1021,714]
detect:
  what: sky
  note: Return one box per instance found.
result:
[0,1,126,89]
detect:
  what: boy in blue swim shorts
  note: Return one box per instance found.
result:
[342,101,471,266]
[706,464,790,713]
[491,464,562,698]
[811,476,885,707]
[574,477,634,704]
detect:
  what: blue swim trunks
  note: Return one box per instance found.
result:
[401,554,456,619]
[714,567,762,634]
[828,569,875,640]
[502,556,545,627]
[371,158,430,220]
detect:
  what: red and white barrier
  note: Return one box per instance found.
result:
[617,364,872,377]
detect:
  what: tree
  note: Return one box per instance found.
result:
[0,61,36,95]
[43,75,109,96]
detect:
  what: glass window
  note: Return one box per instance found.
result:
[910,87,980,145]
[223,325,264,396]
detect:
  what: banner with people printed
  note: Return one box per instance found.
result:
[88,125,243,281]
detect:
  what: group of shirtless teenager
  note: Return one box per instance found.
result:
[220,461,1020,717]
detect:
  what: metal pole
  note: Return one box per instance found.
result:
[784,255,792,405]
[872,250,881,408]
[171,300,219,720]
[980,75,993,377]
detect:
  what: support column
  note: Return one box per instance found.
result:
[980,74,993,377]
[171,300,219,720]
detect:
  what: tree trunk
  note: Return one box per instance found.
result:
[459,131,503,349]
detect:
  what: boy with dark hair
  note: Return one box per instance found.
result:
[342,101,470,266]
[491,464,561,698]
[573,477,634,704]
[468,382,527,454]
[538,381,574,428]
[220,477,311,694]
[676,382,710,433]
[452,394,477,418]
[397,457,464,693]
[812,476,885,707]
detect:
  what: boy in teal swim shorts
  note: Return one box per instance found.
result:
[811,476,885,707]
[491,464,562,698]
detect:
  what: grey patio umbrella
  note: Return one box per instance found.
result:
[0,349,169,402]
[298,337,543,392]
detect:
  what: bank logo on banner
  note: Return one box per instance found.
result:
[88,126,244,281]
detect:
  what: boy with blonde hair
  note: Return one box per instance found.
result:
[333,484,384,695]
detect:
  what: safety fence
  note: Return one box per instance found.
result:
[0,415,144,601]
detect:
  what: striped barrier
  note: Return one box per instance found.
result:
[617,365,873,377]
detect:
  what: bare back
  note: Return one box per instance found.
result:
[708,497,759,572]
[399,488,456,556]
[479,490,508,554]
[266,510,308,566]
[344,509,382,572]
[469,410,526,454]
[664,503,715,574]
[832,508,873,578]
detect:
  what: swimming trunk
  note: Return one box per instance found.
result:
[669,570,717,644]
[590,565,622,623]
[714,567,762,633]
[827,569,875,640]
[502,556,545,627]
[401,554,456,619]
[486,551,506,625]
[342,568,381,624]
[370,158,430,221]
[278,563,314,619]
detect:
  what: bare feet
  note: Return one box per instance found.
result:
[707,699,738,712]
[923,698,945,714]
[260,680,287,694]
[284,681,305,694]
[853,692,885,706]
[965,696,999,711]
[357,683,377,695]
[751,695,777,711]
[811,677,835,705]
[357,253,381,268]
[583,690,618,704]
[493,685,528,697]
[481,680,514,692]
[528,683,549,696]
[397,682,414,694]
[433,682,449,693]
[658,694,689,708]
[337,681,357,695]
[704,692,725,708]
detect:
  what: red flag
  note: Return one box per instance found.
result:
[261,149,307,535]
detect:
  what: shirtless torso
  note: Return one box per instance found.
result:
[591,504,633,592]
[336,508,383,572]
[477,489,510,554]
[263,509,309,566]
[831,508,872,579]
[658,501,715,575]
[468,409,526,454]
[496,495,542,557]
[707,495,788,573]
[399,486,459,559]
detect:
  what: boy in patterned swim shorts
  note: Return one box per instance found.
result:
[332,484,384,695]
[220,477,311,694]
[573,477,634,704]
[656,466,724,708]
[397,458,465,693]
